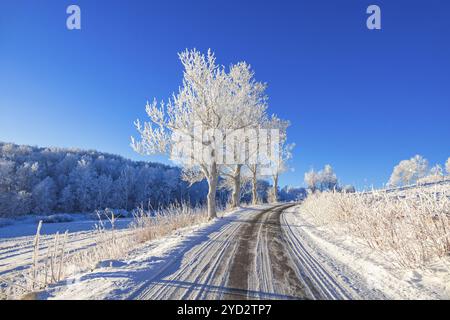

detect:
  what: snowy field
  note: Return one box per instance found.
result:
[6,202,442,300]
[0,215,134,298]
[1,195,449,300]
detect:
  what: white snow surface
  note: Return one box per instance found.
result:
[3,204,448,300]
[40,205,273,300]
[283,206,450,300]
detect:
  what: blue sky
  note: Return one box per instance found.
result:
[0,0,449,189]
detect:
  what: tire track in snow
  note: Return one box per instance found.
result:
[132,209,249,299]
[280,207,387,300]
[73,204,378,300]
[224,204,308,299]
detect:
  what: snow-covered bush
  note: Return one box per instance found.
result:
[299,185,450,268]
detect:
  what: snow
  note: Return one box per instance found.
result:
[0,215,133,295]
[282,206,450,299]
[2,204,448,300]
[40,206,269,300]
[0,214,132,239]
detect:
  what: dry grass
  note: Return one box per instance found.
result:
[130,203,209,243]
[300,185,450,268]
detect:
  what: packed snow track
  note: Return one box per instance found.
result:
[124,204,379,300]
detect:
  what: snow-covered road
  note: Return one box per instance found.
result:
[131,204,306,300]
[41,204,390,300]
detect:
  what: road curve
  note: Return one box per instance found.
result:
[130,204,365,300]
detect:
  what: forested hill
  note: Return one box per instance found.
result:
[0,142,208,217]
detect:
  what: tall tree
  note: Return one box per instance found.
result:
[132,49,267,219]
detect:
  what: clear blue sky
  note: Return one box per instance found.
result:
[1,0,449,189]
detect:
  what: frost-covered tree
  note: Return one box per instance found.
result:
[417,164,445,184]
[32,177,57,213]
[16,162,40,192]
[0,141,214,217]
[446,157,450,176]
[319,165,338,191]
[430,164,444,177]
[279,186,307,201]
[131,49,267,219]
[263,116,293,203]
[0,159,15,193]
[388,155,429,186]
[304,169,319,193]
[304,165,339,192]
[58,185,75,212]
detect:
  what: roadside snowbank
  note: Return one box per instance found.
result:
[284,206,450,299]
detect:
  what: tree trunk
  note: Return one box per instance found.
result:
[272,174,278,203]
[206,163,218,219]
[231,165,241,208]
[252,170,258,205]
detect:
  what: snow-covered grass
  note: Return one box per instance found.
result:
[0,204,209,300]
[299,185,450,269]
[130,204,208,243]
[284,207,450,299]
[39,205,271,300]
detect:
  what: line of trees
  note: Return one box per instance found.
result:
[304,165,355,193]
[0,142,303,218]
[388,155,450,187]
[132,49,295,219]
[0,142,210,217]
[1,50,302,218]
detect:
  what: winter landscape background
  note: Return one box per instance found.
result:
[1,0,449,301]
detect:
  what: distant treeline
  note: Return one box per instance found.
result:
[0,142,305,217]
